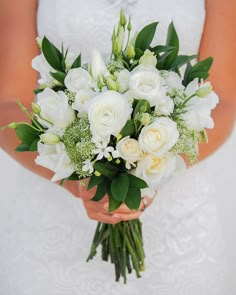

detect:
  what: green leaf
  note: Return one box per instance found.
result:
[66,172,79,181]
[71,54,81,69]
[29,138,40,152]
[156,51,174,70]
[133,99,151,117]
[15,143,30,152]
[15,125,40,146]
[50,71,66,84]
[87,174,105,190]
[33,89,44,95]
[135,22,158,52]
[183,57,213,85]
[91,178,110,202]
[169,54,197,71]
[108,191,122,212]
[42,36,64,71]
[120,120,135,137]
[151,45,175,55]
[128,174,148,189]
[163,22,179,69]
[125,188,141,210]
[111,173,129,202]
[94,162,119,178]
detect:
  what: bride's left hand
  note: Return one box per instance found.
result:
[78,180,155,224]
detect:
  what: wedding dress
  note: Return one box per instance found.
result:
[0,0,236,294]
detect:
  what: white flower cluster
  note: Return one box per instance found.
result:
[32,47,219,190]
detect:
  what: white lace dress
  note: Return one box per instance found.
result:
[0,0,236,294]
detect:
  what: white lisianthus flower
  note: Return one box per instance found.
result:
[139,117,179,156]
[32,54,55,86]
[129,65,165,106]
[71,89,95,116]
[88,90,132,141]
[135,152,177,188]
[116,69,130,93]
[90,49,108,81]
[181,79,219,131]
[139,49,157,67]
[35,142,75,182]
[36,88,75,130]
[64,68,92,92]
[116,136,143,169]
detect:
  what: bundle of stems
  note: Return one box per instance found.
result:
[87,219,145,284]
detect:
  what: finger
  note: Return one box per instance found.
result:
[112,211,142,221]
[89,212,122,225]
[84,199,110,214]
[103,202,133,214]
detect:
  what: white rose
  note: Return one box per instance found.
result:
[129,65,165,106]
[64,68,92,92]
[40,132,60,145]
[116,136,143,169]
[116,69,130,93]
[32,53,55,86]
[36,88,75,130]
[139,117,179,156]
[139,49,157,67]
[90,49,107,81]
[35,142,75,182]
[88,90,132,141]
[72,89,95,116]
[135,153,177,188]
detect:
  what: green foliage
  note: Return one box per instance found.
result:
[135,22,158,53]
[163,22,179,69]
[88,174,105,190]
[183,57,213,86]
[91,178,110,201]
[15,125,41,152]
[42,37,64,72]
[71,54,82,69]
[111,173,129,202]
[50,71,66,84]
[125,187,141,210]
[120,120,135,137]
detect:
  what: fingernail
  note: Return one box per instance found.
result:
[112,214,120,218]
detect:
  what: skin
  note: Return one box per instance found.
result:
[0,0,235,224]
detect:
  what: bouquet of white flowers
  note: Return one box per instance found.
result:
[5,10,218,283]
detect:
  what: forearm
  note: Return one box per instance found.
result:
[198,0,236,160]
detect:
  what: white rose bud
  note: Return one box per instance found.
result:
[139,49,157,67]
[40,132,60,145]
[88,90,132,141]
[64,68,92,93]
[196,83,213,97]
[116,136,143,169]
[135,153,177,188]
[139,117,179,156]
[140,113,151,126]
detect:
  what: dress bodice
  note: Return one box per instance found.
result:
[37,0,206,58]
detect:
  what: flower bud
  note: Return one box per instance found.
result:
[7,122,18,129]
[32,102,41,115]
[106,76,118,91]
[196,84,213,97]
[139,49,157,67]
[127,44,135,60]
[107,156,113,162]
[91,50,107,81]
[117,26,125,55]
[120,9,127,27]
[115,159,121,164]
[116,134,122,141]
[95,170,101,177]
[140,113,151,126]
[40,132,60,145]
[127,17,132,32]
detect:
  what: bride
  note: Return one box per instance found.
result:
[0,0,235,294]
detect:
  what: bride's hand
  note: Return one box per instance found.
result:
[78,180,155,224]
